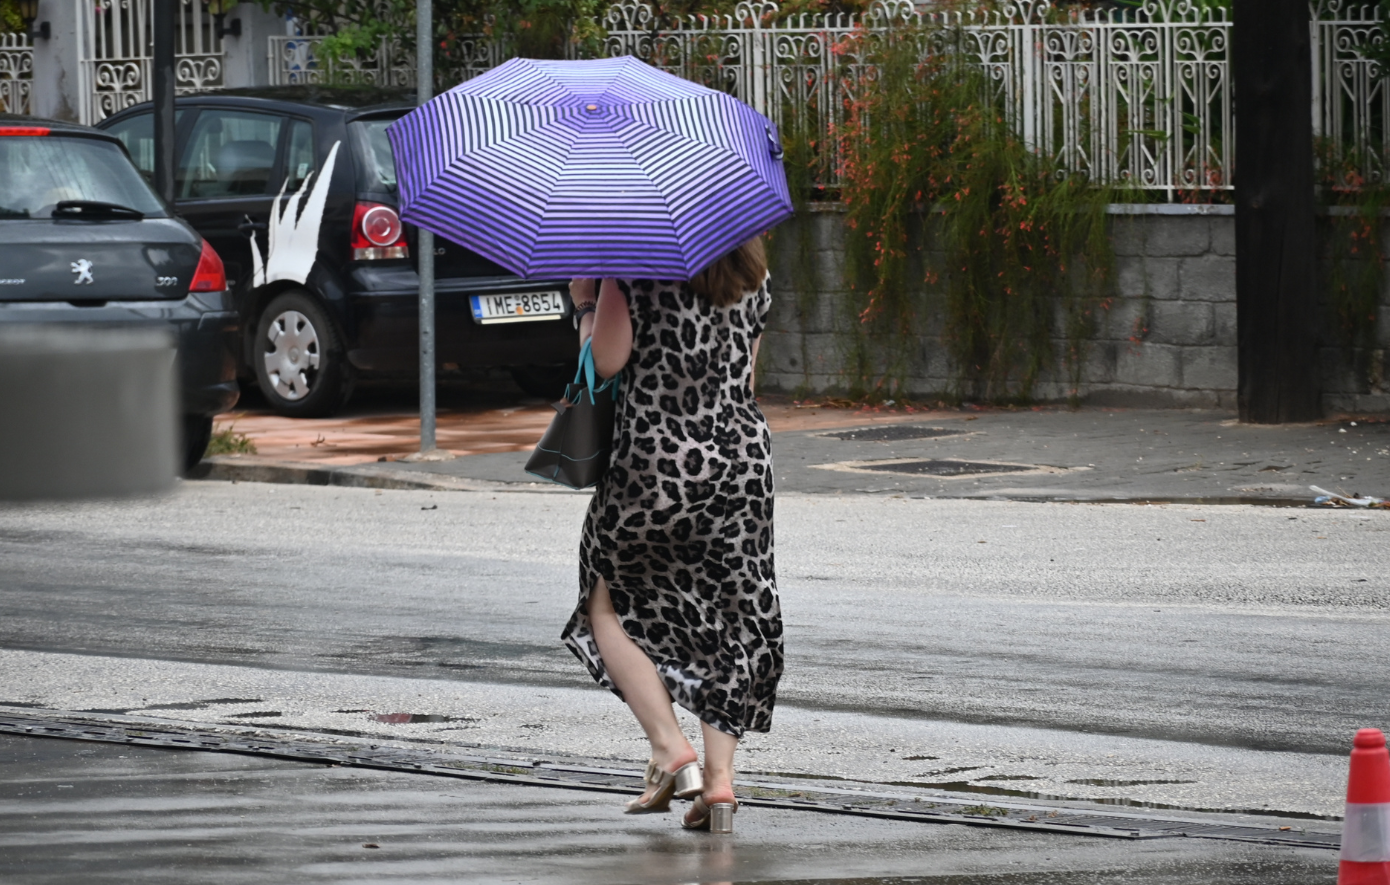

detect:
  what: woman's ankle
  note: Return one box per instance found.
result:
[652,741,699,772]
[701,775,735,803]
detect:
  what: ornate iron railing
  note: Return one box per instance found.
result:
[79,0,225,124]
[601,0,1238,195]
[268,35,417,87]
[1313,0,1390,186]
[268,33,507,89]
[596,0,1390,196]
[0,31,31,115]
[26,0,1381,197]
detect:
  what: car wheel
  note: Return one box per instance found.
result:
[510,361,578,401]
[253,290,354,418]
[182,414,213,475]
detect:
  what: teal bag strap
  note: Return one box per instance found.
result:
[576,338,621,404]
[575,339,596,400]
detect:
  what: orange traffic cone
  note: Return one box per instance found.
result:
[1339,728,1390,885]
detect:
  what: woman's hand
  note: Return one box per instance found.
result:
[569,277,597,310]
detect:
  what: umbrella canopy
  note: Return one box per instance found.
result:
[386,56,793,280]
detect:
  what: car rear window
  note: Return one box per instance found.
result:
[0,135,167,219]
[349,118,398,196]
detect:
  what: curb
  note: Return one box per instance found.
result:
[192,457,1325,507]
[192,456,577,494]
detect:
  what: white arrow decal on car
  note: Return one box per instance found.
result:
[251,140,340,288]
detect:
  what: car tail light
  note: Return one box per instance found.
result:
[0,126,50,136]
[189,239,227,292]
[351,202,409,260]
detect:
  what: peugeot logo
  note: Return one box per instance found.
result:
[71,259,94,285]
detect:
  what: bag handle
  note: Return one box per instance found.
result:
[575,338,621,404]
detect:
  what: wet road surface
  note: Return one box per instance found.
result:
[0,734,1336,885]
[0,482,1383,821]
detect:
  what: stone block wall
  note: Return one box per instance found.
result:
[760,206,1390,414]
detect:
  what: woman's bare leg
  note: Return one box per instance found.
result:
[588,578,698,798]
[686,721,738,825]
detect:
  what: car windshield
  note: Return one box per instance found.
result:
[349,118,397,196]
[0,135,167,219]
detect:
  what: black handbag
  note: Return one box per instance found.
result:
[525,339,620,489]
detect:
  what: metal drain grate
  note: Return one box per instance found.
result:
[855,459,1036,477]
[821,425,967,442]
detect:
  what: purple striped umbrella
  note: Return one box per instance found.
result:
[386,56,793,280]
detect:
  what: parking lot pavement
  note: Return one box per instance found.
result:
[0,733,1337,885]
[205,387,1390,504]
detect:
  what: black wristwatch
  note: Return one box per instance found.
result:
[572,303,596,329]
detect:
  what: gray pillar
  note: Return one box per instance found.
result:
[152,0,175,203]
[220,2,287,89]
[30,0,83,122]
[417,0,437,454]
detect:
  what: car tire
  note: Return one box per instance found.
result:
[253,290,354,418]
[510,361,577,401]
[182,414,213,475]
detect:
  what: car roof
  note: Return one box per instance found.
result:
[0,114,122,142]
[100,86,418,121]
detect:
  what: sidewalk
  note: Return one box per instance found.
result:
[200,391,1390,504]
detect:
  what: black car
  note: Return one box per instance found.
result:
[98,86,578,418]
[0,115,240,471]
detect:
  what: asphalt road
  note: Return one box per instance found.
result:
[0,481,1383,827]
[0,734,1338,885]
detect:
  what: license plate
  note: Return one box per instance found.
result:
[470,291,567,324]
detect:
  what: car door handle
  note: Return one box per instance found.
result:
[237,217,268,235]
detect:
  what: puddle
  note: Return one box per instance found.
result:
[1067,778,1198,787]
[854,459,1037,477]
[889,779,1336,820]
[821,425,967,442]
[370,713,464,724]
[141,698,263,712]
[813,458,1063,478]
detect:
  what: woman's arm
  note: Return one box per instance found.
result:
[750,335,761,396]
[579,278,632,379]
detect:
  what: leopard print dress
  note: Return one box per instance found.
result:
[561,277,783,737]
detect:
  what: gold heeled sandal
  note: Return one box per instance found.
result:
[624,760,703,814]
[682,794,738,834]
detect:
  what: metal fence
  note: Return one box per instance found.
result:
[79,0,225,123]
[6,0,1388,195]
[0,31,31,115]
[601,0,1236,195]
[268,31,504,88]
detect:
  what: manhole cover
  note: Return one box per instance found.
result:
[854,459,1036,477]
[822,425,966,442]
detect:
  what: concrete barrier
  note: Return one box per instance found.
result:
[0,327,177,500]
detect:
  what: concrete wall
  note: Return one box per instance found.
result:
[761,206,1390,414]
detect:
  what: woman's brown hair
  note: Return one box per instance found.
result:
[689,236,767,307]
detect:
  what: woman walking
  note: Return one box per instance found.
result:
[561,237,784,835]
